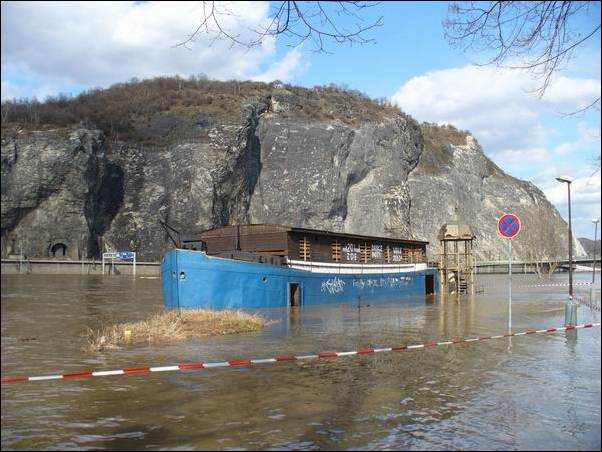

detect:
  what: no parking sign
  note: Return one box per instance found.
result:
[498,213,521,334]
[498,213,521,239]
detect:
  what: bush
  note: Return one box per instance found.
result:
[1,76,412,142]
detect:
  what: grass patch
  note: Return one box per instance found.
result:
[86,309,269,351]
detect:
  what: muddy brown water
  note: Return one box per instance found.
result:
[1,273,600,450]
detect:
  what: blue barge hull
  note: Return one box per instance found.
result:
[161,249,438,309]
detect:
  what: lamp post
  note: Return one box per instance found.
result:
[593,218,600,286]
[556,176,574,303]
[556,176,577,327]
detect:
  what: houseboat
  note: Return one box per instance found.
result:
[161,224,438,309]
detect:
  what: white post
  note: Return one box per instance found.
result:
[133,253,136,276]
[474,253,477,290]
[508,239,512,334]
[593,219,599,287]
[102,254,105,275]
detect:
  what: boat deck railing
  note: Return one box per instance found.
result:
[286,259,429,274]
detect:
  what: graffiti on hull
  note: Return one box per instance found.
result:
[320,275,413,294]
[321,276,346,294]
[353,276,413,290]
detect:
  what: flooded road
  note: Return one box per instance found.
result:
[1,273,600,450]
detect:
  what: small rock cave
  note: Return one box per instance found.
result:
[48,242,67,258]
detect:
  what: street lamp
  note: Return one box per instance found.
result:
[556,175,574,302]
[593,218,600,286]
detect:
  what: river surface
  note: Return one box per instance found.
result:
[1,272,600,450]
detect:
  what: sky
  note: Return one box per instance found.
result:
[1,1,601,239]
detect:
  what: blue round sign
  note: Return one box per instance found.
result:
[497,213,521,239]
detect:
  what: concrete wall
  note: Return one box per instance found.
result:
[1,259,160,276]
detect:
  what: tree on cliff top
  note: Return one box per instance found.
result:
[444,1,601,113]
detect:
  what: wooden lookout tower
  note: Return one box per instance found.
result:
[438,222,476,294]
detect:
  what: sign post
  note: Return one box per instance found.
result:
[498,213,522,334]
[102,251,136,276]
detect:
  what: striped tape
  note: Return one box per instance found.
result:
[484,282,593,288]
[1,323,600,384]
[522,282,593,288]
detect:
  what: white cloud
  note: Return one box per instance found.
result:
[543,76,602,111]
[251,48,309,83]
[494,147,550,167]
[1,1,308,98]
[554,122,600,156]
[1,80,26,100]
[0,78,69,101]
[542,172,601,207]
[533,165,601,238]
[528,123,600,236]
[390,65,601,159]
[391,64,601,238]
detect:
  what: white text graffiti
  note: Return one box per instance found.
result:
[321,277,346,294]
[352,276,412,290]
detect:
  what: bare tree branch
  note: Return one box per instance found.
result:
[561,95,601,117]
[177,1,383,53]
[444,1,601,113]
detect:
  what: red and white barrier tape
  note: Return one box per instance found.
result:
[485,282,593,288]
[523,282,593,288]
[2,323,600,384]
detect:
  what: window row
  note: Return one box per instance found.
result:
[297,237,425,263]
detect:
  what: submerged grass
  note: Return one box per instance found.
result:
[86,309,269,351]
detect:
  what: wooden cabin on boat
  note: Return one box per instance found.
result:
[194,224,428,265]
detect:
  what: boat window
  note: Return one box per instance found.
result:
[402,248,411,263]
[300,237,311,261]
[371,244,383,261]
[331,241,341,262]
[360,242,371,263]
[415,248,425,262]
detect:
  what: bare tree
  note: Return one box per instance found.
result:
[177,1,383,53]
[444,1,601,111]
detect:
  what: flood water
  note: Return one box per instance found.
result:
[1,272,600,450]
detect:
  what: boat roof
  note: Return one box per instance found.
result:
[201,223,429,245]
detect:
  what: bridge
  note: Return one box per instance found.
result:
[473,258,600,274]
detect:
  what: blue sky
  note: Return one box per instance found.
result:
[293,1,467,96]
[1,1,600,239]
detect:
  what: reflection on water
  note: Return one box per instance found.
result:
[1,273,600,451]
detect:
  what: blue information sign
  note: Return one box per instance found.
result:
[117,251,135,260]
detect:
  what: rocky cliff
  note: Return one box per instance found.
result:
[578,238,600,258]
[0,79,585,261]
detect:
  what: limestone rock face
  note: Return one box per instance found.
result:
[1,128,123,258]
[101,101,267,258]
[407,135,585,260]
[248,115,422,239]
[1,99,584,261]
